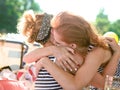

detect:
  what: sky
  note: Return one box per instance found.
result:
[35,0,120,22]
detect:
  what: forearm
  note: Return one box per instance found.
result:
[23,46,53,63]
[102,52,120,76]
[34,60,43,76]
[102,37,120,76]
[90,52,120,89]
[89,73,105,89]
[40,57,83,90]
[40,51,105,90]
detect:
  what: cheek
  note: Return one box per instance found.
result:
[62,43,70,47]
[49,31,56,45]
[51,28,54,34]
[49,33,54,44]
[51,30,69,46]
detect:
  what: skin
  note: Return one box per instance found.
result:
[89,37,120,87]
[18,10,120,90]
[22,11,120,89]
[40,31,119,89]
[24,34,82,73]
[39,32,120,89]
[24,44,83,75]
[24,35,120,90]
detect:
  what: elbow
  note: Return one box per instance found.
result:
[23,54,32,63]
[23,53,40,63]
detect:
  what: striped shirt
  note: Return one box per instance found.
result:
[34,56,63,90]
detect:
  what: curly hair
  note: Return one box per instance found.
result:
[17,10,52,44]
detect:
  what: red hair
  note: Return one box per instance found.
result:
[51,11,109,56]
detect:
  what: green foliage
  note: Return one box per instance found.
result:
[0,0,42,34]
[1,1,120,40]
[95,8,120,40]
[109,20,120,38]
[95,9,110,34]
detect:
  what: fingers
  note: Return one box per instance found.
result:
[64,50,81,68]
[55,58,76,72]
[55,51,83,73]
[60,61,68,71]
[53,46,82,73]
[66,47,83,66]
[105,37,117,44]
[64,59,77,71]
[105,37,120,52]
[66,47,75,54]
[55,56,82,74]
[105,37,117,47]
[55,59,68,71]
[63,54,81,71]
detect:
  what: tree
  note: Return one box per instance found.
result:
[109,20,120,38]
[0,0,42,34]
[94,8,120,40]
[95,8,110,34]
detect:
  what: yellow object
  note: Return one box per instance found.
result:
[103,32,119,43]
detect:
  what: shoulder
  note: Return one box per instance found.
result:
[86,47,111,63]
[88,47,105,56]
[81,47,105,72]
[86,47,105,61]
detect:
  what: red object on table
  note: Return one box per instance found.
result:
[28,68,36,81]
[0,80,25,90]
[17,71,24,80]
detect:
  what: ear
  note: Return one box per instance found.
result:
[70,43,77,49]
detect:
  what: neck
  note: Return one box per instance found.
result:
[44,41,53,47]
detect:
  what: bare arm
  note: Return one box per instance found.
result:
[90,37,120,88]
[34,59,43,76]
[103,37,120,75]
[90,51,120,89]
[23,46,82,72]
[23,46,53,63]
[38,47,104,90]
[23,46,74,63]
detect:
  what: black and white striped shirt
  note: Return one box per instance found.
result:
[34,56,63,90]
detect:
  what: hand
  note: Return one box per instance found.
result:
[105,37,120,53]
[52,46,83,73]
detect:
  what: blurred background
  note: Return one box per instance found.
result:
[0,0,120,72]
[0,0,120,42]
[0,0,120,88]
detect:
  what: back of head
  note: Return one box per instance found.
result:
[17,10,43,43]
[17,10,53,45]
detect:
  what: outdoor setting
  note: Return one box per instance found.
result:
[0,0,120,90]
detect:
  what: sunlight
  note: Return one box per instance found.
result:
[35,0,120,22]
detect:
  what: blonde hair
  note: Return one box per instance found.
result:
[51,11,109,56]
[17,10,45,43]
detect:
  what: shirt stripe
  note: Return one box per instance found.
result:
[34,57,63,90]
